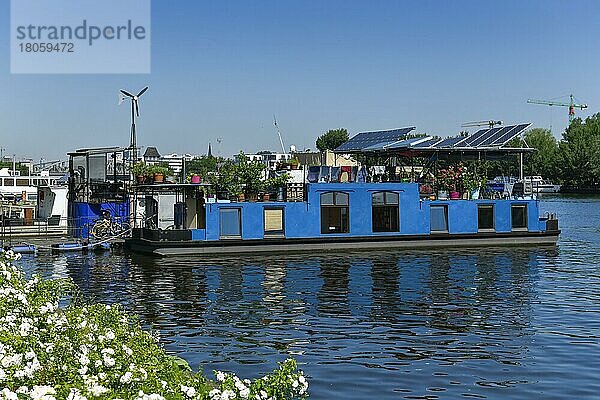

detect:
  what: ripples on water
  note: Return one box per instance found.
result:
[19,197,600,399]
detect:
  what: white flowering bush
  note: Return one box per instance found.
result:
[0,251,308,400]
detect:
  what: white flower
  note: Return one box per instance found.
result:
[103,355,115,367]
[0,388,18,400]
[220,390,236,400]
[122,344,133,356]
[180,385,196,398]
[209,389,221,399]
[78,354,90,366]
[88,384,108,397]
[19,321,31,336]
[216,371,226,382]
[29,385,56,400]
[105,329,115,340]
[120,371,133,384]
[66,389,87,400]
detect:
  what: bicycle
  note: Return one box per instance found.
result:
[90,218,131,239]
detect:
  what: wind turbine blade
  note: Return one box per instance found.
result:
[273,114,278,127]
[137,86,149,97]
[118,93,125,105]
[120,89,135,98]
[135,100,139,117]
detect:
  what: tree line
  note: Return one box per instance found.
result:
[518,113,600,188]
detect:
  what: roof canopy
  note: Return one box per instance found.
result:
[334,124,534,156]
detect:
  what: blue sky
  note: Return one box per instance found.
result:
[1,0,600,161]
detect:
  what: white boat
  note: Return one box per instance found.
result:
[522,176,561,193]
[0,168,62,201]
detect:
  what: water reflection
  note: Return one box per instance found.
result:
[21,245,593,399]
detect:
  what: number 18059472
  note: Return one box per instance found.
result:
[19,42,74,52]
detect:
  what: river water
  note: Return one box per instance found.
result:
[17,197,600,399]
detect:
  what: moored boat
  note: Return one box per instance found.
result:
[124,181,559,256]
[522,176,561,193]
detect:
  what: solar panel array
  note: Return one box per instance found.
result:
[335,127,416,152]
[335,124,531,153]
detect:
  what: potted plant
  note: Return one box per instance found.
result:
[290,158,300,170]
[206,159,238,200]
[261,173,290,202]
[132,162,149,184]
[461,163,486,199]
[236,152,266,201]
[436,164,463,199]
[148,164,173,183]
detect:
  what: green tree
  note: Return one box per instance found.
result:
[235,152,266,196]
[0,162,29,176]
[186,155,222,178]
[558,114,600,187]
[523,128,559,179]
[316,128,349,152]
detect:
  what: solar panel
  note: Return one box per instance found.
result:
[469,127,505,147]
[490,123,530,146]
[477,125,516,147]
[436,136,465,148]
[385,136,432,150]
[361,140,403,151]
[459,128,491,147]
[335,127,416,152]
[413,137,442,148]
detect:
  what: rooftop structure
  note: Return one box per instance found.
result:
[334,124,534,158]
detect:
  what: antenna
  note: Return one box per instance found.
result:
[461,120,503,129]
[273,114,286,154]
[119,86,149,163]
[216,137,223,156]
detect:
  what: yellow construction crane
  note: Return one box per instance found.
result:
[526,94,587,123]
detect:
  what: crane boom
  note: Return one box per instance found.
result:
[526,94,588,122]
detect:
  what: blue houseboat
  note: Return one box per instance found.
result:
[124,122,560,256]
[125,181,559,256]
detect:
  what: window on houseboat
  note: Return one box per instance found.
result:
[264,208,285,236]
[321,192,349,234]
[16,179,29,186]
[430,205,448,232]
[478,204,495,231]
[511,204,528,230]
[220,208,242,238]
[372,191,399,232]
[4,178,14,186]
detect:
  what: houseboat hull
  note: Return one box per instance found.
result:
[125,229,559,257]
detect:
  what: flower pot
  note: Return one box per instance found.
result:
[290,164,299,170]
[136,175,145,184]
[190,175,201,184]
[237,193,245,202]
[449,191,461,199]
[471,188,480,200]
[437,190,448,200]
[153,173,164,183]
[262,193,271,202]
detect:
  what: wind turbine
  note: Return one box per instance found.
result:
[119,86,149,162]
[273,114,286,154]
